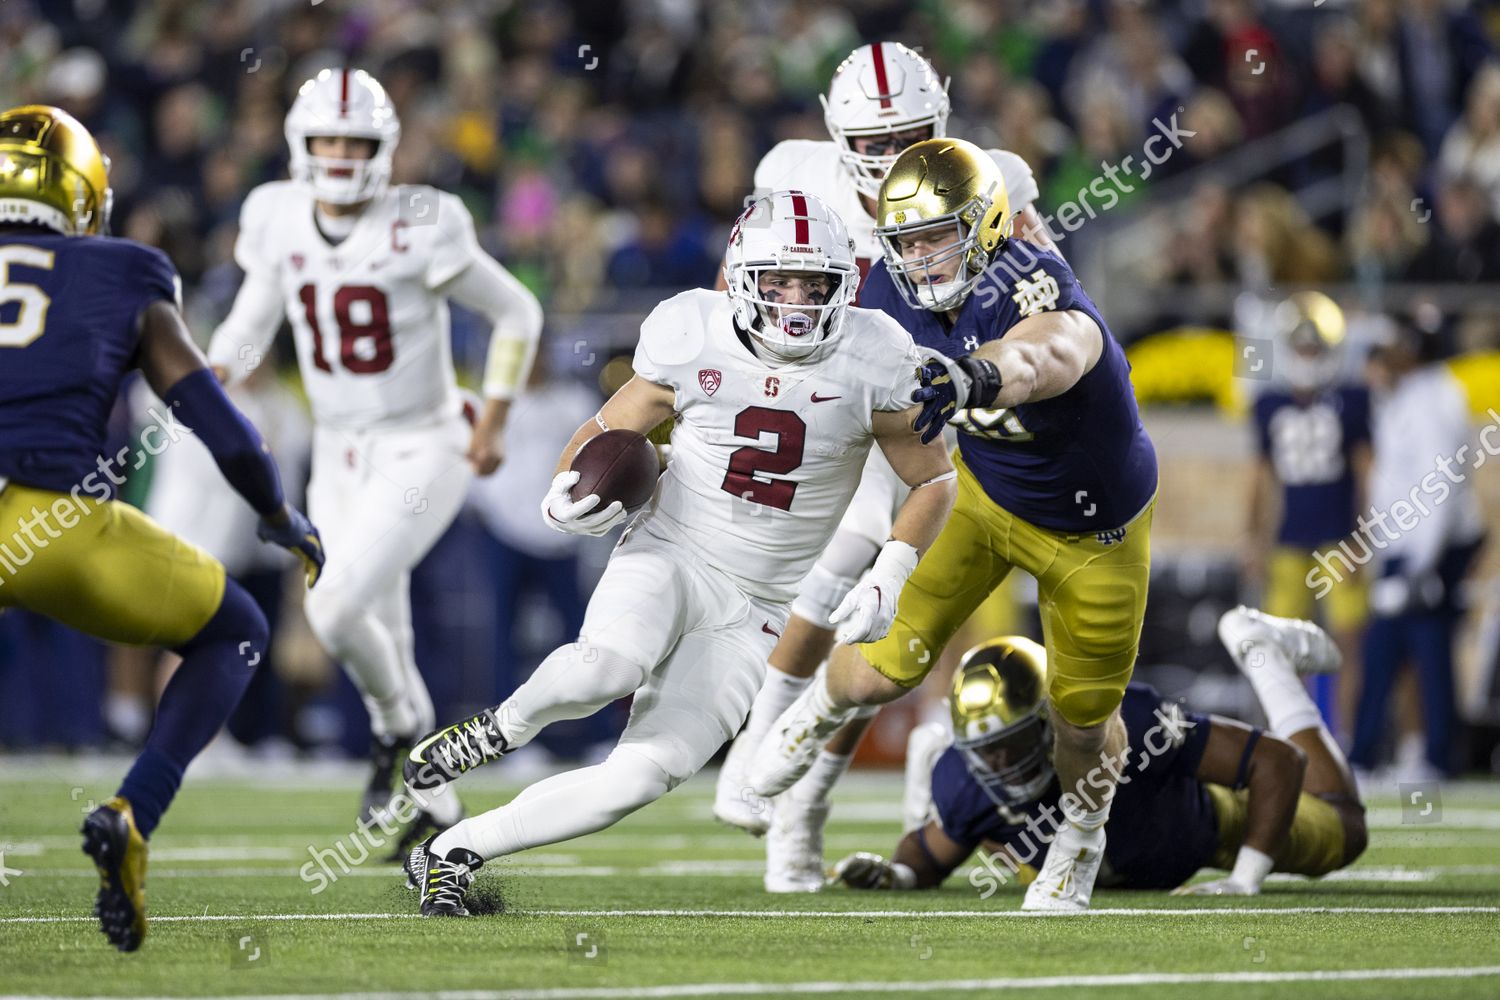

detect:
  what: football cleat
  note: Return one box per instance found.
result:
[361,733,412,825]
[764,797,829,893]
[1219,606,1340,677]
[748,686,852,797]
[714,733,772,836]
[1022,824,1104,913]
[80,797,149,952]
[409,834,484,917]
[404,710,509,791]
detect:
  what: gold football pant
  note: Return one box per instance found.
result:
[862,453,1153,727]
[0,482,225,647]
[1206,784,1347,877]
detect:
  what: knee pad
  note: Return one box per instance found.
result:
[791,563,861,627]
[601,744,677,802]
[1048,654,1130,728]
[179,578,269,673]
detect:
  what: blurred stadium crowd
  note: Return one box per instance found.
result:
[1,0,1497,774]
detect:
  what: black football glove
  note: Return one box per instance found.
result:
[258,505,325,588]
[911,352,1003,444]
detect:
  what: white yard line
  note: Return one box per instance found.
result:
[3,905,1497,925]
[6,964,1500,999]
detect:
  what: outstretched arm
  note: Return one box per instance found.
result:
[138,301,324,586]
[829,820,972,890]
[206,267,285,385]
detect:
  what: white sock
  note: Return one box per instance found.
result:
[431,748,670,860]
[790,750,853,804]
[1242,639,1324,739]
[1060,793,1110,836]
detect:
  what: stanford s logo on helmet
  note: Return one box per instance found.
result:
[822,42,951,200]
[723,190,860,361]
[285,68,400,205]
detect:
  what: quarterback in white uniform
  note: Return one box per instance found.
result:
[398,191,957,917]
[207,69,543,834]
[712,41,1058,891]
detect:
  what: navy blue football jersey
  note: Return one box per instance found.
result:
[931,683,1218,890]
[862,242,1157,533]
[0,232,179,492]
[1253,386,1370,548]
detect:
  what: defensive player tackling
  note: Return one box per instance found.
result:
[398,191,956,916]
[751,138,1160,912]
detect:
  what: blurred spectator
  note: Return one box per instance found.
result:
[1438,62,1500,214]
[1405,173,1500,283]
[1232,183,1342,287]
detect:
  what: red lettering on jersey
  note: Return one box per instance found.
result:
[764,376,780,398]
[699,369,722,396]
[391,220,409,253]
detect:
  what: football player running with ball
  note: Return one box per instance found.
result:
[0,106,323,951]
[207,69,543,835]
[400,191,956,916]
[751,138,1159,912]
[713,40,1061,892]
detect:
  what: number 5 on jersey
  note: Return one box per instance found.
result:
[297,283,394,374]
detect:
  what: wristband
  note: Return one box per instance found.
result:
[1230,845,1274,890]
[890,862,917,890]
[875,539,920,587]
[958,355,1003,409]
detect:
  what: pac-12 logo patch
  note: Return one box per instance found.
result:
[698,369,722,396]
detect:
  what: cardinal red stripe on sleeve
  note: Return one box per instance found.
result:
[789,192,810,245]
[870,42,893,109]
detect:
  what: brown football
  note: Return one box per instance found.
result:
[568,429,660,512]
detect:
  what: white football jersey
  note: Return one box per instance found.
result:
[752,140,1040,277]
[229,181,479,429]
[630,289,924,603]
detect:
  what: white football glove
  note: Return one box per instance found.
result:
[1170,877,1259,897]
[1170,845,1272,897]
[828,540,920,645]
[541,470,627,537]
[828,852,917,890]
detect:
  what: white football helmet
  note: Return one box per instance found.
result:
[821,42,951,200]
[285,68,400,205]
[724,190,859,361]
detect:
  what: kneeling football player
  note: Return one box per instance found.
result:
[399,191,957,915]
[828,608,1368,897]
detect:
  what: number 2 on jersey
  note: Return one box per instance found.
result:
[297,283,394,374]
[721,406,806,510]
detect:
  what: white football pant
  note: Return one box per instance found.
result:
[304,413,471,740]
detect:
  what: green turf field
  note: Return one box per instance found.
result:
[1,756,1497,999]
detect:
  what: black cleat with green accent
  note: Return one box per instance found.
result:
[409,833,484,916]
[404,711,508,791]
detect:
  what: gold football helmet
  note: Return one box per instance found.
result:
[1270,290,1345,392]
[874,137,1011,312]
[0,105,112,235]
[950,636,1055,802]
